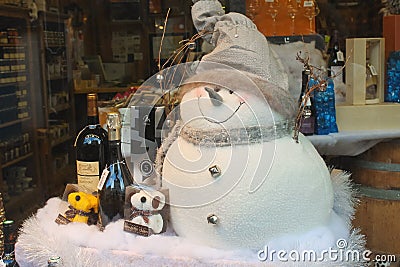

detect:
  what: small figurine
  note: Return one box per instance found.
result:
[129,189,165,234]
[66,192,98,224]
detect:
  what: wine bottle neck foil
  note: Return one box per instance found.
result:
[107,112,122,141]
[108,128,121,141]
[87,93,99,117]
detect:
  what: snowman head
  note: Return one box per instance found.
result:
[176,64,295,132]
[179,85,276,131]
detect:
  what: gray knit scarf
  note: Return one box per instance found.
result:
[154,119,294,188]
[180,120,294,147]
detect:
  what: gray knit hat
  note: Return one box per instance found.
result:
[188,0,296,119]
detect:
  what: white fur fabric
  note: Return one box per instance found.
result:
[16,170,366,266]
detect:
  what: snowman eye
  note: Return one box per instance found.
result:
[228,90,234,94]
[214,87,221,92]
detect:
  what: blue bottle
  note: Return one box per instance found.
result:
[311,77,338,135]
[385,51,400,103]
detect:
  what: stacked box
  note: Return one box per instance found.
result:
[129,104,166,183]
[345,38,385,105]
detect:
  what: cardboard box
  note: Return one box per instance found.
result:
[73,79,97,91]
[345,38,385,105]
[119,107,131,157]
[129,104,165,183]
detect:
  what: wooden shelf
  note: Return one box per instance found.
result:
[0,4,43,227]
[74,86,130,94]
[1,152,33,169]
[0,117,30,129]
[36,12,77,200]
[0,70,27,75]
[0,80,28,86]
[0,43,26,48]
[0,92,16,98]
[0,58,25,62]
[0,4,29,15]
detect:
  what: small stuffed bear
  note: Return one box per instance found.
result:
[66,191,98,224]
[129,189,165,234]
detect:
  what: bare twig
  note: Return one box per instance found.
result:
[156,14,212,107]
[158,8,171,72]
[293,52,329,142]
[164,31,209,89]
[161,30,208,70]
[293,45,353,142]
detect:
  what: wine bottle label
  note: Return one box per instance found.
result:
[97,168,110,190]
[299,117,314,135]
[77,160,100,192]
[337,51,345,62]
[77,161,100,175]
[265,0,275,2]
[303,0,314,7]
[369,64,378,76]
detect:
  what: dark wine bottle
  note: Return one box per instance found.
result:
[2,220,19,267]
[298,68,315,136]
[98,112,135,228]
[74,93,108,193]
[328,30,345,84]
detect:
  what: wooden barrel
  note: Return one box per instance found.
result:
[350,140,400,255]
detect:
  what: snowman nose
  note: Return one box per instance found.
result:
[204,87,223,106]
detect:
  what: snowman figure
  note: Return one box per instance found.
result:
[161,65,336,249]
[155,0,365,265]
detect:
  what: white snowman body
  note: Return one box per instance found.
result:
[162,85,334,249]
